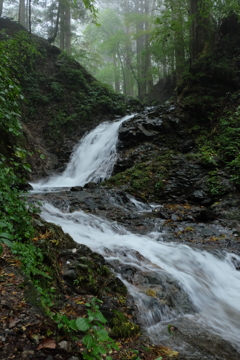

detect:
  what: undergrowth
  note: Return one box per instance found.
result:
[0,35,35,253]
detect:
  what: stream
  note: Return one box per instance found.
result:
[31,115,240,359]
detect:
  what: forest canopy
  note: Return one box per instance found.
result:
[1,0,240,100]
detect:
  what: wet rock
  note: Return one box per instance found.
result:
[84,181,97,189]
[181,140,196,153]
[63,269,77,280]
[70,186,83,191]
[188,190,209,204]
[116,106,190,158]
[58,340,70,351]
[113,263,195,317]
[16,182,33,191]
[196,209,218,222]
[153,317,240,360]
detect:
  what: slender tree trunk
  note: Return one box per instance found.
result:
[144,0,154,94]
[113,53,120,92]
[65,2,71,53]
[0,0,3,17]
[135,0,145,100]
[162,58,167,81]
[25,0,29,30]
[124,0,134,96]
[117,46,127,95]
[28,0,31,33]
[60,2,65,50]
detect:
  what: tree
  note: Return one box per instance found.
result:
[59,0,71,52]
[48,0,61,43]
[0,0,3,17]
[19,0,28,29]
[81,8,124,91]
[190,0,212,61]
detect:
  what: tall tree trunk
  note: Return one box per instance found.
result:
[135,0,145,100]
[0,0,3,17]
[65,2,71,53]
[48,1,60,43]
[117,46,127,95]
[60,2,65,50]
[162,57,167,81]
[19,0,27,28]
[124,0,134,96]
[144,0,154,94]
[170,0,185,82]
[190,0,211,62]
[113,53,120,92]
[28,0,31,33]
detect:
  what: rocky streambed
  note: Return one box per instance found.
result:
[26,105,240,360]
[29,184,240,360]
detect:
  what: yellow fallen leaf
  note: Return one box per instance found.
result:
[145,289,157,297]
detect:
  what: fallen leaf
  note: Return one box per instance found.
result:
[9,319,19,328]
[37,338,56,350]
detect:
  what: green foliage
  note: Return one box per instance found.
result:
[2,31,41,91]
[111,310,140,338]
[12,242,51,279]
[227,156,240,185]
[0,37,35,255]
[105,155,171,200]
[200,101,240,185]
[123,349,141,360]
[0,150,34,245]
[207,172,227,196]
[167,324,175,335]
[51,312,78,332]
[0,38,23,136]
[0,228,14,255]
[75,298,119,360]
[198,145,218,166]
[155,180,164,191]
[82,0,98,21]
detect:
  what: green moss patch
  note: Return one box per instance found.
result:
[104,153,175,200]
[110,310,140,338]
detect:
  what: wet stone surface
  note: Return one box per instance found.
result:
[29,188,240,257]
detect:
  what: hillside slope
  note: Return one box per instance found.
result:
[0,18,141,179]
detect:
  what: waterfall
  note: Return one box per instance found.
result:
[31,115,133,190]
[41,202,240,347]
[30,113,240,353]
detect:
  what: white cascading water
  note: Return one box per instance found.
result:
[32,114,240,350]
[41,203,240,347]
[31,115,133,190]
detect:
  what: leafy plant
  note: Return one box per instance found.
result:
[0,222,14,255]
[0,39,35,251]
[75,297,119,360]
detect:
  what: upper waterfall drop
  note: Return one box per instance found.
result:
[31,114,133,189]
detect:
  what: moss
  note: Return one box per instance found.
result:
[110,310,140,338]
[104,156,172,201]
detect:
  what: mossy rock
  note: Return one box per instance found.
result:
[104,155,173,201]
[110,310,140,338]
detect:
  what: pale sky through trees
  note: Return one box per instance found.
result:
[1,0,239,98]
